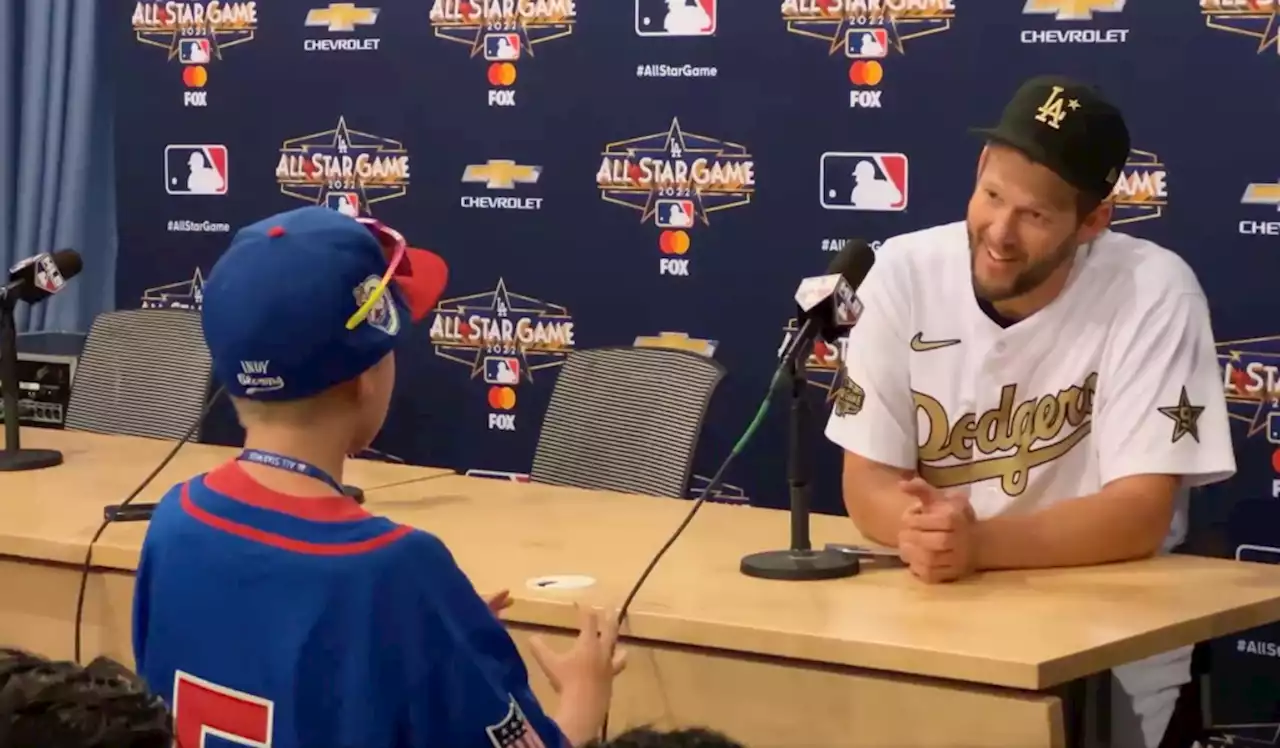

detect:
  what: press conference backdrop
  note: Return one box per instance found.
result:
[112,0,1277,734]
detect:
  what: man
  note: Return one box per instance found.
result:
[825,75,1234,748]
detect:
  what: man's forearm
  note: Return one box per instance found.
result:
[845,485,915,547]
[973,486,1175,570]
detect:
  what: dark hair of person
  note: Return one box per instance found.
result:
[0,649,172,748]
[586,726,747,748]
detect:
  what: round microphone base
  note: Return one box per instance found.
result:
[0,448,64,473]
[342,484,365,504]
[740,548,861,581]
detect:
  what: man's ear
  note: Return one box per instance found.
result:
[976,146,989,180]
[1079,199,1113,242]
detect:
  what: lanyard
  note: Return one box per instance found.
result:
[238,449,345,495]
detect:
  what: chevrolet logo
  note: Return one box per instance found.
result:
[633,332,718,358]
[1022,0,1125,21]
[461,160,542,190]
[305,4,380,32]
[1243,182,1280,209]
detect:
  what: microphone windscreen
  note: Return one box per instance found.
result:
[827,239,876,288]
[51,249,83,280]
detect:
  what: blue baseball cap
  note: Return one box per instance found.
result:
[202,206,448,401]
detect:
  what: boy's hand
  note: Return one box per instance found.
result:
[484,590,513,616]
[528,605,627,694]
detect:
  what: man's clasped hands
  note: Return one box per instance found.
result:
[896,476,980,584]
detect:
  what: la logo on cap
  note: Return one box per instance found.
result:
[353,275,400,336]
[1034,85,1080,130]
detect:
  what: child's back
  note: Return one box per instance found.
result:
[132,207,622,748]
[135,461,554,748]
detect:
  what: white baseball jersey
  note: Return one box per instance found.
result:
[825,220,1236,748]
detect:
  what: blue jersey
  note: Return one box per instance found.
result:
[132,461,562,748]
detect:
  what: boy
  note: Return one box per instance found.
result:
[133,206,624,748]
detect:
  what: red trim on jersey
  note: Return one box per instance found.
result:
[180,483,413,556]
[204,460,370,522]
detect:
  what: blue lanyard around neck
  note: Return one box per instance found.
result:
[238,449,345,495]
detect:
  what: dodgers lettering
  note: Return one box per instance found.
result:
[915,373,1097,496]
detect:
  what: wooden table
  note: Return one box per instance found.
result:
[4,440,1280,747]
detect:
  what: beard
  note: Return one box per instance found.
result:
[967,225,1079,303]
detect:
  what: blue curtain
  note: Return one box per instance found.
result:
[0,0,116,333]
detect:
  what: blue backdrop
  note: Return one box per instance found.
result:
[112,0,1280,737]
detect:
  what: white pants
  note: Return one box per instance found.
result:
[1110,646,1193,748]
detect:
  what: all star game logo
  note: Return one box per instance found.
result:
[1110,148,1168,225]
[1201,0,1280,58]
[688,475,749,505]
[428,278,576,432]
[597,117,755,279]
[276,117,410,217]
[1219,334,1280,497]
[780,0,956,109]
[427,0,576,107]
[1220,334,1280,441]
[130,1,258,107]
[140,268,206,310]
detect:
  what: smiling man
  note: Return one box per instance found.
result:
[825,75,1235,748]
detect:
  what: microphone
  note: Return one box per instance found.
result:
[778,240,876,369]
[1,249,82,472]
[2,250,83,306]
[741,240,877,582]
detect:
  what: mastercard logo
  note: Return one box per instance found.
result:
[488,386,516,410]
[487,62,516,87]
[848,60,883,87]
[659,230,689,255]
[182,66,208,88]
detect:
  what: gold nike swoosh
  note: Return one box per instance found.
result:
[910,333,961,352]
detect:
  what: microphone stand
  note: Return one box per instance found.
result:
[740,334,860,581]
[0,294,64,471]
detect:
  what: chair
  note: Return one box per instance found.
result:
[529,346,726,498]
[64,309,213,441]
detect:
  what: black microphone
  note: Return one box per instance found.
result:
[1,249,82,472]
[741,239,877,582]
[779,240,876,369]
[2,250,83,305]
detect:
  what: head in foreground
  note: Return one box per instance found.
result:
[587,727,747,747]
[0,649,172,747]
[201,206,448,452]
[966,74,1132,317]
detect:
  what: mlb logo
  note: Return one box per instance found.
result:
[655,199,695,228]
[484,356,521,385]
[1267,412,1280,445]
[33,255,65,295]
[844,27,888,58]
[484,33,521,61]
[820,152,908,212]
[164,145,228,196]
[635,0,716,37]
[327,192,361,217]
[178,38,212,64]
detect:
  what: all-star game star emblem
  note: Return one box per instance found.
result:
[275,117,411,217]
[598,117,755,227]
[1202,0,1280,57]
[1158,386,1205,444]
[426,278,576,382]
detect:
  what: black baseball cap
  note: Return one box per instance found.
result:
[971,75,1131,200]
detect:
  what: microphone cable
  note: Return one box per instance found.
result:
[73,386,226,664]
[602,362,790,740]
[617,320,817,625]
